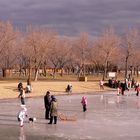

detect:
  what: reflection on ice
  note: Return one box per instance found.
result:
[1,91,140,140]
[19,128,26,140]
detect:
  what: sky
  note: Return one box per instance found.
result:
[0,0,140,37]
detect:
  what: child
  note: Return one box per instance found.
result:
[117,86,122,96]
[81,96,87,112]
[17,106,28,127]
[136,84,140,96]
[99,80,104,90]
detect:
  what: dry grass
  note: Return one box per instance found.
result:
[0,81,111,99]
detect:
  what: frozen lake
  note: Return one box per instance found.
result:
[0,90,140,140]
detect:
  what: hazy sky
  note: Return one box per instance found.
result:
[1,0,140,36]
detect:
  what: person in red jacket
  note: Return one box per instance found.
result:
[136,84,140,96]
[81,96,87,112]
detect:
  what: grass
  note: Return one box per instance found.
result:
[0,72,140,99]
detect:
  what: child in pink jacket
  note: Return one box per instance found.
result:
[81,96,87,112]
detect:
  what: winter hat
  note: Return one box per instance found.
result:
[51,95,56,100]
[46,91,50,95]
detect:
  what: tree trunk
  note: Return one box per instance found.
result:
[103,61,108,81]
[60,68,64,77]
[34,68,39,81]
[53,68,56,79]
[125,57,128,78]
[136,66,139,77]
[2,68,6,77]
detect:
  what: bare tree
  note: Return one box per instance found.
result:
[72,32,90,77]
[93,27,120,80]
[48,38,72,78]
[24,26,56,81]
[121,28,139,78]
[0,21,17,77]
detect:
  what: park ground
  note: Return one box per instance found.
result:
[0,80,112,99]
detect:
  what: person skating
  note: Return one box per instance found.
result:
[81,96,87,112]
[136,84,140,96]
[18,88,25,105]
[17,106,28,127]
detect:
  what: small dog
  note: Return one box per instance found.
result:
[29,117,36,123]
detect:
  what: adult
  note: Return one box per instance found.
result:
[131,78,135,88]
[48,95,58,124]
[44,91,51,120]
[66,84,72,93]
[18,88,25,105]
[120,82,125,95]
[18,82,23,92]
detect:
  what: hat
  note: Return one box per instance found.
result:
[46,91,50,95]
[21,105,27,111]
[23,107,27,112]
[51,95,55,100]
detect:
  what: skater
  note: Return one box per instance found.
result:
[48,95,58,124]
[81,96,87,112]
[18,88,25,105]
[136,84,140,96]
[17,106,28,127]
[44,91,51,119]
[18,82,23,92]
[120,82,125,95]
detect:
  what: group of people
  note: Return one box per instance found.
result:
[18,80,32,94]
[16,79,89,127]
[44,90,88,123]
[44,91,58,124]
[116,78,140,96]
[17,80,33,127]
[17,80,33,105]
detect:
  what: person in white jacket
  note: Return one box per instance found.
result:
[17,106,27,127]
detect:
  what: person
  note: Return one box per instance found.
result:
[44,91,51,120]
[131,78,135,88]
[99,80,104,90]
[25,79,32,93]
[18,82,23,92]
[48,95,58,124]
[18,88,25,105]
[124,78,129,91]
[17,106,28,127]
[136,84,140,96]
[81,96,87,112]
[25,84,32,93]
[120,82,125,95]
[66,84,72,93]
[117,86,122,96]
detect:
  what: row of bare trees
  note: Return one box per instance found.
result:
[0,21,140,81]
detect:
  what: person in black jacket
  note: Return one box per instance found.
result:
[44,91,51,120]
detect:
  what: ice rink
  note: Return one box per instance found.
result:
[0,90,140,140]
